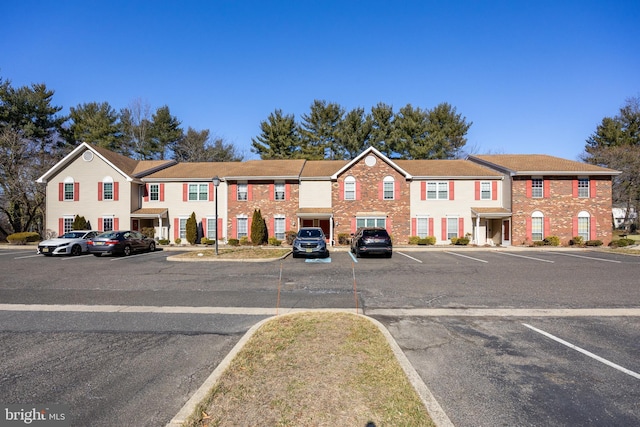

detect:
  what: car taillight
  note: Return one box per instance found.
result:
[87,241,93,245]
[106,240,119,244]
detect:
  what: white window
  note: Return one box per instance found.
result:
[206,218,218,239]
[356,217,386,229]
[63,216,74,233]
[103,177,114,201]
[447,217,458,240]
[480,181,491,200]
[149,184,159,201]
[427,181,448,200]
[179,218,188,239]
[64,177,74,201]
[416,217,429,238]
[237,184,248,201]
[344,176,356,200]
[383,176,395,200]
[102,217,114,232]
[531,211,544,241]
[275,183,285,201]
[578,211,590,240]
[237,217,248,238]
[274,216,285,240]
[188,183,208,201]
[531,179,543,198]
[578,179,589,198]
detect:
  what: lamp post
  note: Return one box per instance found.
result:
[212,176,220,255]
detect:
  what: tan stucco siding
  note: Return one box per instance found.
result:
[299,181,332,208]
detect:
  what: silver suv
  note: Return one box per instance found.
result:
[292,227,329,258]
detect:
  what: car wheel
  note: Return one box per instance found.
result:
[93,253,102,257]
[148,242,156,252]
[123,245,132,256]
[292,252,298,258]
[71,245,82,256]
[386,252,393,258]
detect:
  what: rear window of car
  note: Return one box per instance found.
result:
[362,229,389,238]
[98,232,119,239]
[298,229,323,238]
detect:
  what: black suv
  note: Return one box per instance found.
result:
[350,227,392,258]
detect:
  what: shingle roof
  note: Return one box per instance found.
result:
[395,159,501,178]
[144,162,242,180]
[470,154,620,175]
[92,146,140,176]
[301,160,348,178]
[229,159,307,178]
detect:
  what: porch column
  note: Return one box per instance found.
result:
[159,215,164,239]
[474,215,480,244]
[329,216,334,246]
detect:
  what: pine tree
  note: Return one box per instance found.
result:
[250,209,267,245]
[72,215,87,230]
[186,212,198,245]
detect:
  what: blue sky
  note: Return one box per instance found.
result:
[2,1,639,160]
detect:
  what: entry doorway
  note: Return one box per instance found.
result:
[301,218,330,240]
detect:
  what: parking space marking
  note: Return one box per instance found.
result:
[553,252,622,263]
[13,254,40,260]
[109,252,157,261]
[443,251,488,263]
[0,251,35,256]
[396,251,423,263]
[499,252,554,263]
[348,252,358,263]
[523,323,640,380]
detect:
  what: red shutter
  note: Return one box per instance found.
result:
[395,181,400,199]
[98,183,103,201]
[339,181,344,200]
[232,218,237,238]
[421,182,426,200]
[74,183,79,201]
[58,218,64,236]
[58,183,64,201]
[182,183,188,201]
[114,218,119,230]
[209,183,214,201]
[526,180,532,198]
[526,218,532,240]
[248,218,252,238]
[356,182,361,200]
[429,218,434,236]
[572,179,578,198]
[378,182,384,200]
[269,217,274,234]
[144,184,149,202]
[543,180,550,198]
[441,218,447,241]
[160,184,165,201]
[174,218,179,239]
[590,216,597,240]
[386,218,392,233]
[285,183,291,200]
[474,181,480,200]
[247,184,253,201]
[411,218,417,235]
[573,217,579,237]
[492,181,498,200]
[230,184,237,200]
[269,184,274,201]
[202,218,207,236]
[459,218,464,237]
[590,180,596,198]
[113,182,119,201]
[350,218,356,233]
[97,218,103,232]
[544,218,551,237]
[218,218,223,238]
[449,181,454,200]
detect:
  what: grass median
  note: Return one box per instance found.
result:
[183,312,435,427]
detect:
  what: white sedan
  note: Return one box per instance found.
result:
[37,230,99,256]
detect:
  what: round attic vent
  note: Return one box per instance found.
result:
[365,155,376,167]
[82,151,94,161]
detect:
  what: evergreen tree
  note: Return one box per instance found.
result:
[250,209,267,245]
[251,109,302,159]
[68,102,122,151]
[336,107,372,159]
[369,103,395,157]
[299,100,344,159]
[150,105,183,160]
[72,215,87,230]
[423,102,472,159]
[186,212,198,245]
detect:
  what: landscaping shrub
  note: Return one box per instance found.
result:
[228,238,240,246]
[72,215,87,230]
[533,240,545,246]
[570,236,584,246]
[174,238,182,245]
[158,239,170,245]
[543,235,561,246]
[609,238,635,248]
[250,209,268,245]
[338,233,350,245]
[7,232,40,245]
[454,237,470,245]
[450,237,458,245]
[285,230,297,245]
[408,236,421,245]
[201,237,212,245]
[239,236,250,246]
[585,239,603,246]
[186,212,198,245]
[268,237,282,246]
[418,236,436,245]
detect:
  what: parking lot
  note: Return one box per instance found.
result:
[1,246,639,426]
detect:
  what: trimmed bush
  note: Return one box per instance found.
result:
[268,237,282,246]
[158,239,170,245]
[585,239,603,247]
[454,237,470,246]
[418,236,436,245]
[227,238,240,246]
[609,238,635,248]
[408,236,421,245]
[338,233,350,245]
[250,209,267,245]
[174,238,182,245]
[285,230,297,245]
[7,232,41,245]
[186,212,198,245]
[450,237,458,245]
[543,235,561,246]
[239,236,250,246]
[201,238,213,245]
[570,236,584,246]
[72,215,87,230]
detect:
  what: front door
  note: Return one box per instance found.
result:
[132,219,139,231]
[502,219,511,245]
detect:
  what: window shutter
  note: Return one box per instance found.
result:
[113,182,119,201]
[386,218,392,233]
[98,182,103,201]
[248,218,253,236]
[58,218,64,236]
[572,179,578,198]
[378,182,384,200]
[74,183,80,201]
[526,180,532,198]
[429,218,434,236]
[411,218,416,235]
[449,181,454,200]
[209,183,214,201]
[459,218,464,237]
[356,182,361,200]
[247,184,253,201]
[144,184,149,202]
[339,181,344,200]
[97,218,103,232]
[526,218,532,240]
[421,182,426,200]
[218,218,223,238]
[174,218,179,239]
[572,217,578,236]
[269,217,274,234]
[269,184,274,201]
[201,218,207,235]
[182,183,188,201]
[543,180,550,198]
[232,218,237,238]
[160,184,165,201]
[441,218,447,241]
[230,184,237,200]
[395,181,400,199]
[544,218,550,237]
[350,218,356,233]
[492,181,498,200]
[590,217,597,240]
[474,181,480,200]
[114,218,119,230]
[590,180,596,198]
[285,183,291,200]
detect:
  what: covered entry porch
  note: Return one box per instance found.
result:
[296,208,334,245]
[130,208,169,239]
[471,207,512,246]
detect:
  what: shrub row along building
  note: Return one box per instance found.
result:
[37,143,620,246]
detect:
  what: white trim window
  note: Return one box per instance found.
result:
[149,184,160,201]
[64,177,75,201]
[427,181,448,200]
[275,183,285,201]
[237,184,248,201]
[179,217,188,239]
[356,217,386,229]
[103,177,114,201]
[383,176,395,200]
[274,215,285,240]
[531,211,544,241]
[206,217,218,240]
[531,178,543,198]
[237,216,248,238]
[102,216,114,232]
[480,181,491,200]
[416,216,429,238]
[578,211,590,240]
[188,183,208,201]
[447,217,458,240]
[344,176,356,200]
[578,178,589,198]
[63,216,74,233]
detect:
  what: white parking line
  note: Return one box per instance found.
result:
[553,252,622,263]
[109,252,155,261]
[0,251,35,256]
[13,254,41,260]
[396,251,423,263]
[500,252,554,263]
[523,323,640,380]
[444,251,488,263]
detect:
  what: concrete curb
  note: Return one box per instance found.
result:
[165,310,453,427]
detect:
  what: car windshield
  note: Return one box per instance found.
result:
[298,229,322,238]
[98,231,119,239]
[61,232,85,239]
[363,230,388,238]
